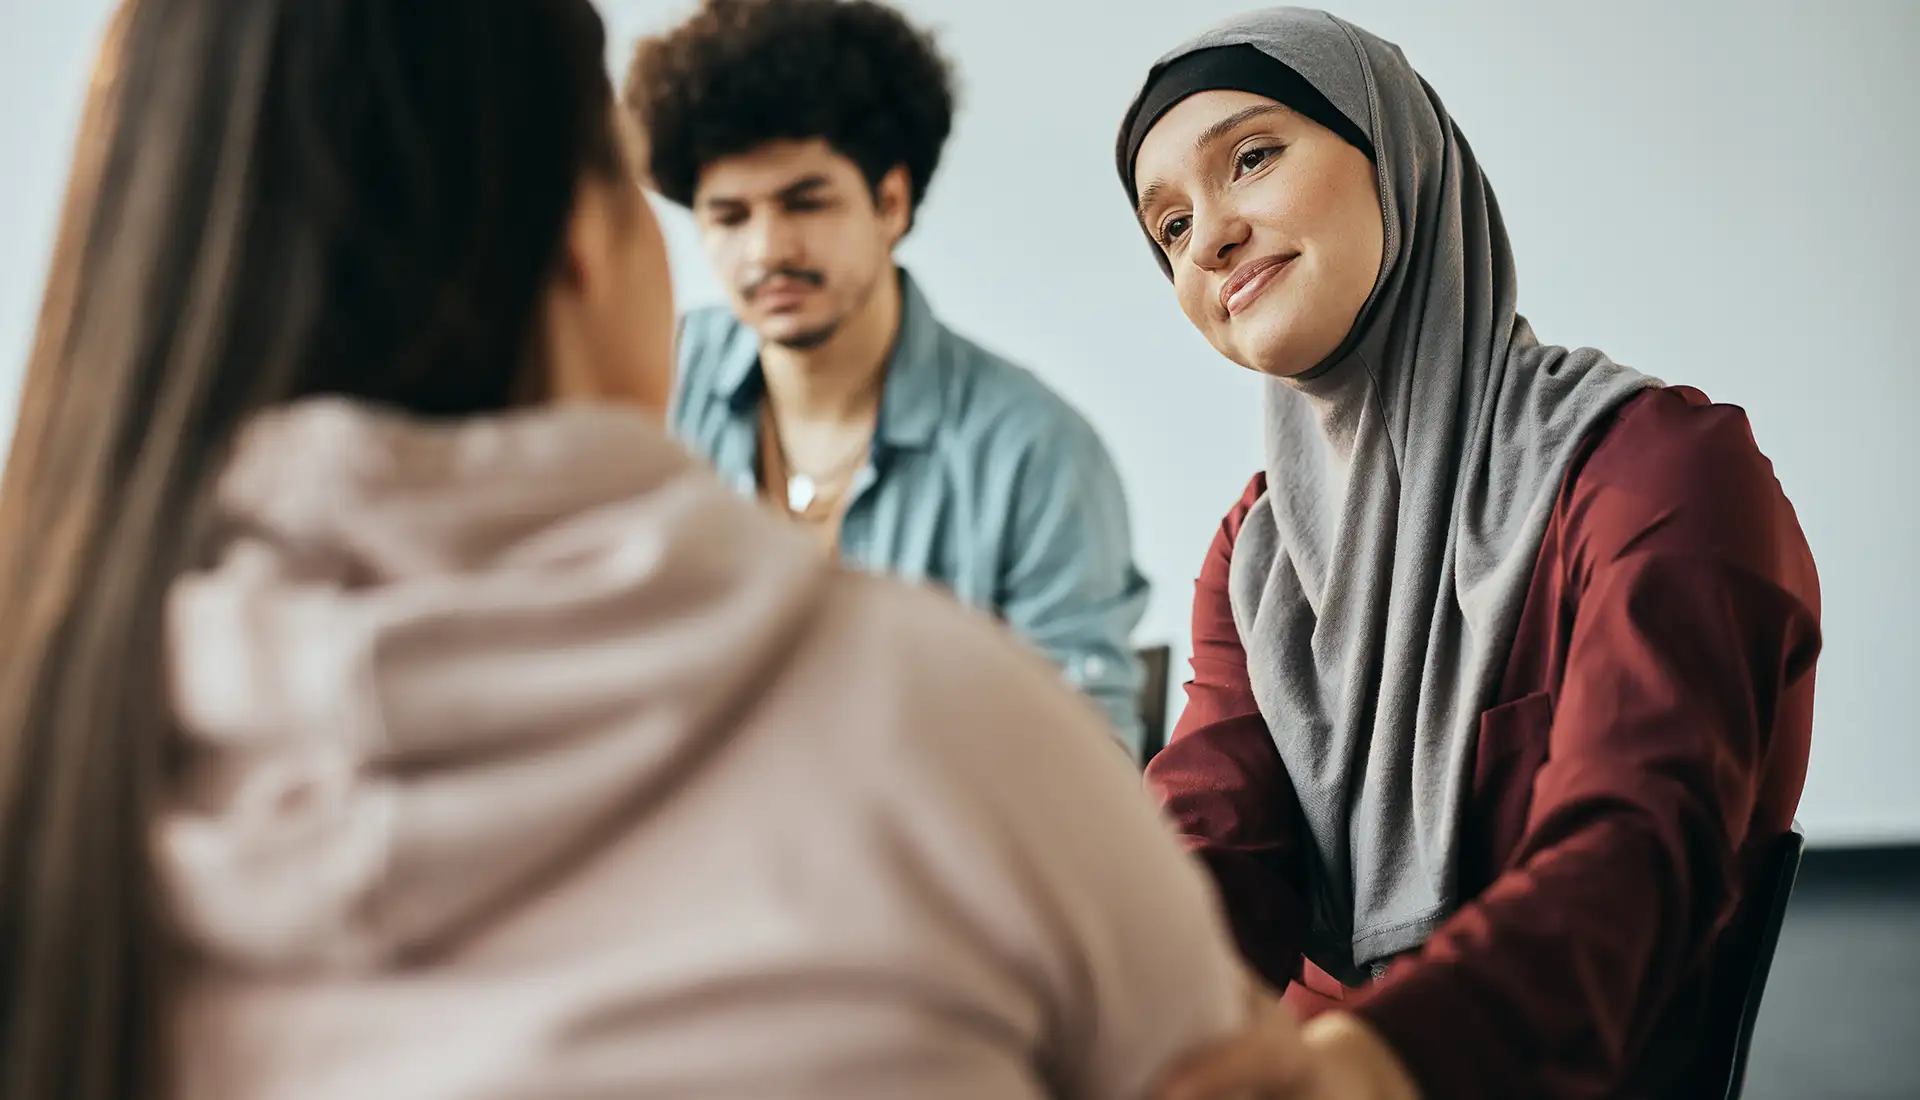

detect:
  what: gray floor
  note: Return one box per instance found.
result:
[1743,848,1920,1100]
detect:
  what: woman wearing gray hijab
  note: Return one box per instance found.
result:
[1120,8,1820,1100]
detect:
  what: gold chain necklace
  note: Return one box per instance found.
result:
[761,406,874,518]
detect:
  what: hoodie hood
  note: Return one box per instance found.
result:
[159,398,828,971]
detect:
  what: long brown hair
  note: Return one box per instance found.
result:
[0,2,623,1097]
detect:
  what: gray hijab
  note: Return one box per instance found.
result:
[1118,8,1654,984]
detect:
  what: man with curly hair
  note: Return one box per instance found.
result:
[625,0,1152,751]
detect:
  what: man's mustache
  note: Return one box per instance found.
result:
[743,267,825,298]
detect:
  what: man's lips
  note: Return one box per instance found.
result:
[751,277,817,310]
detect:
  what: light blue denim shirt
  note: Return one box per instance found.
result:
[672,271,1150,750]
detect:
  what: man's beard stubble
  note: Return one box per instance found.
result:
[748,263,885,353]
[769,323,839,351]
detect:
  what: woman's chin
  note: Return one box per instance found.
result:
[1230,334,1310,379]
[1233,311,1345,379]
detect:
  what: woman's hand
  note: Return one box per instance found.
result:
[1155,982,1422,1100]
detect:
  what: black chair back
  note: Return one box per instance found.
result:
[1134,644,1171,766]
[1714,820,1806,1100]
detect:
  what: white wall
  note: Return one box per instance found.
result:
[4,2,1915,845]
[0,0,107,429]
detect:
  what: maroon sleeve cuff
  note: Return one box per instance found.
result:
[1191,846,1306,991]
[1349,963,1516,1100]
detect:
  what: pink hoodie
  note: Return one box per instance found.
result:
[159,399,1244,1100]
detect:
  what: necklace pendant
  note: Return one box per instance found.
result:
[787,474,817,514]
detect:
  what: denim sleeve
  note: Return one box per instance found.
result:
[996,413,1151,756]
[667,309,742,471]
[667,311,698,436]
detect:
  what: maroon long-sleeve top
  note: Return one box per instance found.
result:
[1148,386,1820,1100]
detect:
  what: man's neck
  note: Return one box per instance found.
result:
[759,266,901,426]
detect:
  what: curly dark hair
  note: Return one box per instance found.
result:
[624,0,956,223]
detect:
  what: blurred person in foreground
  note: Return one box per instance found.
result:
[1119,8,1821,1100]
[0,3,1250,1098]
[624,0,1153,751]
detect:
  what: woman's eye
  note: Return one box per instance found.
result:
[1160,215,1191,245]
[1236,146,1281,175]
